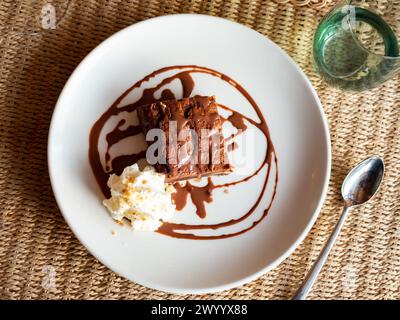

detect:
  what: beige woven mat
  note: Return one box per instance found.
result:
[0,0,399,300]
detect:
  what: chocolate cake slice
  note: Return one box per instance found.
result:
[137,96,232,182]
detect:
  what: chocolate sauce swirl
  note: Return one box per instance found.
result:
[89,65,278,240]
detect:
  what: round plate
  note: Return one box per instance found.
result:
[48,14,331,294]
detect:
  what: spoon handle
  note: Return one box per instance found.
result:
[292,205,351,300]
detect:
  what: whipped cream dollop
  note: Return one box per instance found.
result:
[103,164,176,231]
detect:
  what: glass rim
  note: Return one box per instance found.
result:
[339,0,400,60]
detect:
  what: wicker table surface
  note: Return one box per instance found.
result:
[0,0,399,299]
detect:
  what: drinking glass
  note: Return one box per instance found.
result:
[313,0,400,91]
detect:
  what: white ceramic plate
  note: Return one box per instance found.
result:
[48,14,331,294]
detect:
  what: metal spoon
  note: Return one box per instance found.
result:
[292,156,384,300]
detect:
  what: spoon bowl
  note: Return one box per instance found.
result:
[342,156,385,206]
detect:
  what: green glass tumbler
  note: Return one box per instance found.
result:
[313,0,400,91]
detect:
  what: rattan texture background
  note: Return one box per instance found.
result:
[0,0,399,300]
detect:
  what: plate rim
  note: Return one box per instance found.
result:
[48,13,332,294]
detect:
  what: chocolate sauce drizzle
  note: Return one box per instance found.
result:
[89,65,278,240]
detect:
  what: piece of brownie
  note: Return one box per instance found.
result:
[137,96,232,182]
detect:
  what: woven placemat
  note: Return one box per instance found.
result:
[0,0,399,300]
